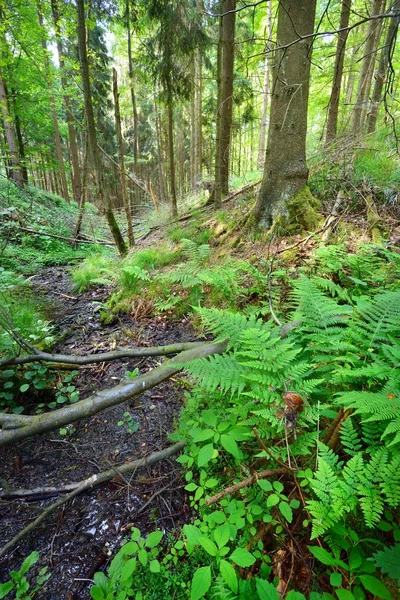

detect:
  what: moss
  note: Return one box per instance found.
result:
[365,194,388,244]
[99,310,117,325]
[274,186,321,235]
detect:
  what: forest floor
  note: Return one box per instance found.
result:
[0,265,198,600]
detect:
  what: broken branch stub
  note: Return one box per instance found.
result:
[0,340,228,446]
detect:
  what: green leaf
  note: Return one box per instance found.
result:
[120,557,137,582]
[20,384,29,392]
[255,578,280,600]
[199,537,218,557]
[335,589,355,600]
[145,531,163,548]
[214,523,230,549]
[330,573,343,587]
[308,546,338,567]
[374,544,400,581]
[138,548,148,567]
[185,482,198,491]
[121,542,138,555]
[149,559,161,573]
[349,547,362,571]
[279,501,293,523]
[204,478,219,488]
[220,560,238,593]
[0,582,14,599]
[197,443,214,467]
[191,566,211,600]
[183,525,203,546]
[267,494,280,508]
[20,551,39,575]
[192,429,215,442]
[220,434,240,459]
[93,572,108,591]
[230,548,256,567]
[131,528,141,542]
[358,575,392,600]
[90,585,105,600]
[286,592,307,600]
[2,369,15,378]
[257,480,273,492]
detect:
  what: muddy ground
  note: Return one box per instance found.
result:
[0,267,197,599]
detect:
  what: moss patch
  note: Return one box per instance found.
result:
[274,186,321,235]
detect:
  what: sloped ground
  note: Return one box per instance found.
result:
[0,266,197,599]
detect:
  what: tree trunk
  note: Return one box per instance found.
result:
[212,5,224,206]
[113,68,135,247]
[325,0,352,145]
[0,74,23,186]
[167,102,178,216]
[258,0,273,168]
[74,134,89,239]
[366,0,400,133]
[10,90,28,184]
[51,0,82,207]
[218,0,236,199]
[37,0,69,202]
[350,0,386,136]
[194,0,204,184]
[76,0,127,256]
[253,0,318,231]
[126,0,139,167]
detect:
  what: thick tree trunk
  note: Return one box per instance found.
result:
[253,0,318,230]
[76,0,127,256]
[51,0,82,207]
[258,0,273,169]
[366,0,400,133]
[0,75,23,186]
[126,0,139,166]
[37,1,70,202]
[325,0,352,145]
[351,0,386,136]
[167,102,178,216]
[113,68,134,247]
[219,0,236,199]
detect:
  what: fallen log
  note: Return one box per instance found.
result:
[0,341,202,368]
[0,339,228,446]
[0,440,185,558]
[16,226,114,246]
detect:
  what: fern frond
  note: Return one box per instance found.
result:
[182,354,246,397]
[358,484,384,527]
[381,454,400,507]
[340,418,362,456]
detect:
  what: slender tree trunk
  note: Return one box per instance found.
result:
[258,0,273,168]
[366,0,400,133]
[155,104,167,203]
[253,0,318,229]
[10,90,28,184]
[76,0,127,256]
[190,65,196,189]
[74,134,89,239]
[325,0,352,145]
[0,74,23,186]
[126,0,139,167]
[218,0,236,199]
[113,68,134,247]
[351,0,386,136]
[212,6,224,206]
[167,102,178,216]
[51,0,81,207]
[194,0,204,184]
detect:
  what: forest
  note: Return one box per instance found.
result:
[0,0,400,598]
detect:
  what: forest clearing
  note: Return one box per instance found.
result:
[1,0,400,599]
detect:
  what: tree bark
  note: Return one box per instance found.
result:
[113,68,135,247]
[126,0,139,166]
[51,0,82,207]
[194,0,204,184]
[325,0,352,145]
[218,0,236,199]
[253,0,317,229]
[366,0,400,133]
[0,74,23,187]
[350,0,386,136]
[167,102,178,216]
[76,0,127,256]
[258,0,273,168]
[212,5,224,206]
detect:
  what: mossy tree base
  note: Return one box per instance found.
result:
[272,186,321,236]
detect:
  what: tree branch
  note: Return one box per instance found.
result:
[205,467,287,506]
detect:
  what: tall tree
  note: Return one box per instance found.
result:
[125,0,139,166]
[252,0,319,230]
[258,0,273,168]
[213,0,236,207]
[0,73,23,186]
[325,0,352,145]
[76,0,127,256]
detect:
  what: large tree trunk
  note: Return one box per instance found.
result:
[325,0,352,145]
[37,0,70,202]
[366,0,400,133]
[76,0,127,256]
[350,0,386,136]
[113,68,135,247]
[218,0,236,201]
[253,0,318,230]
[0,74,24,187]
[51,0,82,207]
[126,0,139,167]
[258,0,273,169]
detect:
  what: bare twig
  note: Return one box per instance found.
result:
[205,468,287,506]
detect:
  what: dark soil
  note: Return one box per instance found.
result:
[0,267,197,599]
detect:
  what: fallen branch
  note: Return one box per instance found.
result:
[0,440,185,558]
[16,226,114,246]
[321,190,346,242]
[0,341,203,368]
[205,467,287,506]
[0,339,228,446]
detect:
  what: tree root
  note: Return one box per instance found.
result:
[0,440,185,558]
[0,339,228,446]
[205,467,288,506]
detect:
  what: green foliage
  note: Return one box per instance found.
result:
[0,551,50,599]
[70,254,115,292]
[373,545,400,583]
